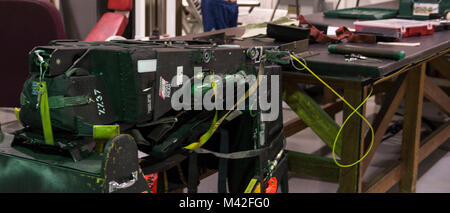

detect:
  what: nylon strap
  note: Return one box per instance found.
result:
[184,62,265,151]
[244,178,258,193]
[37,82,54,146]
[194,145,270,159]
[76,117,94,136]
[194,131,284,159]
[48,95,92,109]
[183,111,218,150]
[184,77,219,150]
[187,152,199,193]
[14,108,21,123]
[218,128,229,193]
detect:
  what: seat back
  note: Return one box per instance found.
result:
[0,0,66,107]
[85,0,133,41]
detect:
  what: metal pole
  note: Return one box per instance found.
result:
[335,0,341,10]
[270,0,280,22]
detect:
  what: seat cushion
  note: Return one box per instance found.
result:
[85,12,128,42]
[0,0,66,107]
[108,0,133,11]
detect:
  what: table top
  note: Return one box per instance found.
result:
[176,0,450,84]
[301,1,450,83]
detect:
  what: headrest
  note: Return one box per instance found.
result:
[108,0,133,11]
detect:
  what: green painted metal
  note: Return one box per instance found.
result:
[287,151,340,182]
[0,133,104,192]
[0,152,105,193]
[283,90,342,157]
[0,132,150,193]
[0,127,3,144]
[324,8,398,20]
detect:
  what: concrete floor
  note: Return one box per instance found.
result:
[194,99,450,193]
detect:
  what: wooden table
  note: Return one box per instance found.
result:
[175,0,450,192]
[282,1,449,193]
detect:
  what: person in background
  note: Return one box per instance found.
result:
[201,0,238,32]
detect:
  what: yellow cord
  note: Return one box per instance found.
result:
[290,54,374,168]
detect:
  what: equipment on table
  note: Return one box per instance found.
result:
[328,44,406,60]
[324,7,398,20]
[354,19,435,38]
[398,0,450,20]
[434,19,450,31]
[354,27,401,42]
[344,53,383,63]
[377,42,421,47]
[298,15,379,44]
[266,22,310,42]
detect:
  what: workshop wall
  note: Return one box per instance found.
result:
[259,0,394,9]
[59,0,107,40]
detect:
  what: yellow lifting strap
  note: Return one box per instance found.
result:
[244,178,261,193]
[37,82,54,146]
[184,61,265,151]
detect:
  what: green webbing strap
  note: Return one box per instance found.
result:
[20,93,28,106]
[184,77,219,150]
[264,50,290,65]
[76,117,94,136]
[48,96,92,109]
[37,82,54,146]
[183,111,218,150]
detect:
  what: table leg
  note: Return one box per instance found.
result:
[399,64,426,193]
[337,86,367,193]
[270,0,280,22]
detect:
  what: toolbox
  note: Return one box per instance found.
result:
[324,7,398,20]
[354,18,435,38]
[398,0,450,20]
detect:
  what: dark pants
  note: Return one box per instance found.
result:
[201,0,238,32]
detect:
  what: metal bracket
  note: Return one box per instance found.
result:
[109,171,138,193]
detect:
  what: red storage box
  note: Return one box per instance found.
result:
[354,19,435,38]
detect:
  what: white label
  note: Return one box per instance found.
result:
[94,89,106,116]
[413,3,439,16]
[147,93,152,114]
[176,66,183,86]
[326,26,339,36]
[138,59,157,73]
[159,77,171,100]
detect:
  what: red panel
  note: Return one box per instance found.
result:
[85,12,128,41]
[108,0,133,11]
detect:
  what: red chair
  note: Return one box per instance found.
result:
[85,0,133,41]
[0,0,66,107]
